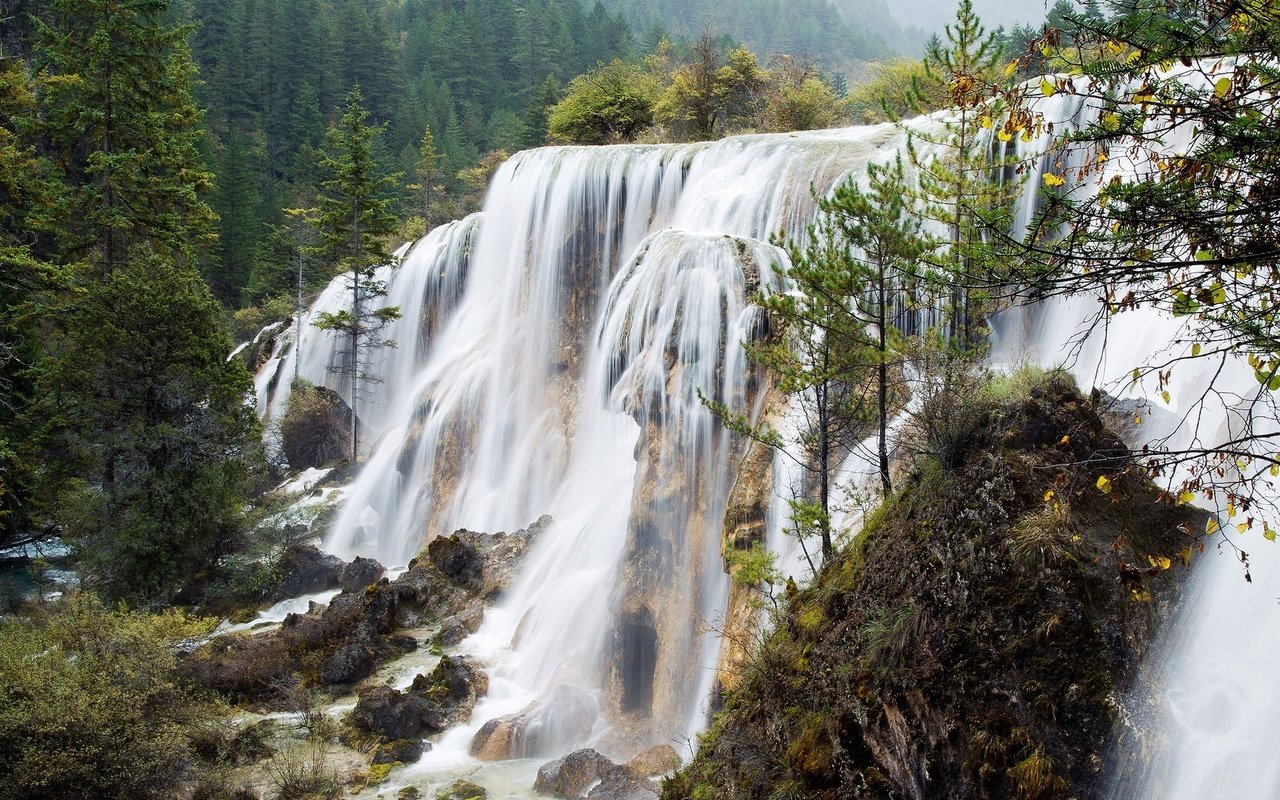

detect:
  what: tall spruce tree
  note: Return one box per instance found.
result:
[30,0,260,603]
[309,88,402,462]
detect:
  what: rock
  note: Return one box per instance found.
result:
[318,634,378,686]
[585,774,659,800]
[339,556,386,593]
[624,745,680,778]
[427,533,484,590]
[534,748,614,798]
[350,685,431,740]
[438,779,487,800]
[409,654,489,732]
[274,543,345,599]
[396,789,422,800]
[470,684,598,760]
[349,656,488,740]
[371,738,427,765]
[279,384,353,470]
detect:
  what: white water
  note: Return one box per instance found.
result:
[254,87,1280,797]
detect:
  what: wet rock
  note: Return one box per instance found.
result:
[350,685,431,740]
[624,744,680,778]
[438,779,487,800]
[586,774,659,800]
[371,738,427,765]
[427,533,484,589]
[339,556,386,593]
[349,655,488,739]
[396,789,422,800]
[534,748,614,798]
[411,654,489,732]
[274,543,344,599]
[470,684,598,761]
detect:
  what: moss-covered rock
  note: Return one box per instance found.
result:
[665,372,1206,800]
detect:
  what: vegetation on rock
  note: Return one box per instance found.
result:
[667,371,1206,800]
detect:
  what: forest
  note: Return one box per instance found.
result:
[3,0,1280,798]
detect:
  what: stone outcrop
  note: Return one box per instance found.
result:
[533,747,669,800]
[348,655,489,739]
[470,684,599,761]
[663,373,1208,800]
[273,543,345,600]
[183,518,548,707]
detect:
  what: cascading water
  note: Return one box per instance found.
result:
[254,127,924,772]
[254,83,1280,796]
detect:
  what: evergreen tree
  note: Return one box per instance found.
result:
[34,0,216,272]
[0,55,60,547]
[29,0,261,603]
[906,0,1016,350]
[822,157,936,495]
[406,128,442,228]
[308,89,402,462]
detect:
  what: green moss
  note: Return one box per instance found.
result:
[366,762,393,784]
[437,778,487,800]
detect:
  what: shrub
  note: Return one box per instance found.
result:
[231,294,295,342]
[0,593,217,800]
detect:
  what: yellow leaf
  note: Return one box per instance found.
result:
[1096,475,1113,494]
[1214,77,1232,98]
[1097,152,1108,163]
[1179,546,1193,565]
[1228,501,1237,517]
[979,115,992,129]
[1040,78,1056,97]
[1044,173,1066,187]
[1044,489,1056,503]
[997,129,1013,142]
[1270,464,1279,477]
[1059,435,1070,445]
[1178,490,1195,505]
[1148,555,1172,570]
[1266,528,1278,542]
[1134,415,1143,425]
[1237,522,1251,534]
[1161,390,1171,404]
[1005,59,1019,77]
[1207,518,1220,534]
[1192,343,1202,357]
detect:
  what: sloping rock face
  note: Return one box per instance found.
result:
[665,373,1208,800]
[182,517,548,707]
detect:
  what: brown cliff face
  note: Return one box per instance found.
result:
[665,372,1208,800]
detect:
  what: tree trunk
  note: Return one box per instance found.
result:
[877,256,892,496]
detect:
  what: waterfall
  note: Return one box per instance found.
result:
[254,89,1280,792]
[254,127,929,762]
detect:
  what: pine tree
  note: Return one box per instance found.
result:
[822,157,937,495]
[905,0,1014,351]
[406,128,441,229]
[309,88,402,462]
[0,55,60,547]
[29,0,261,603]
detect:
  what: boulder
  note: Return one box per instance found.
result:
[350,685,431,740]
[409,654,489,732]
[438,779,487,800]
[586,774,659,800]
[349,656,488,739]
[274,543,344,599]
[624,745,680,778]
[470,684,598,761]
[534,748,614,798]
[339,556,386,593]
[371,738,427,765]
